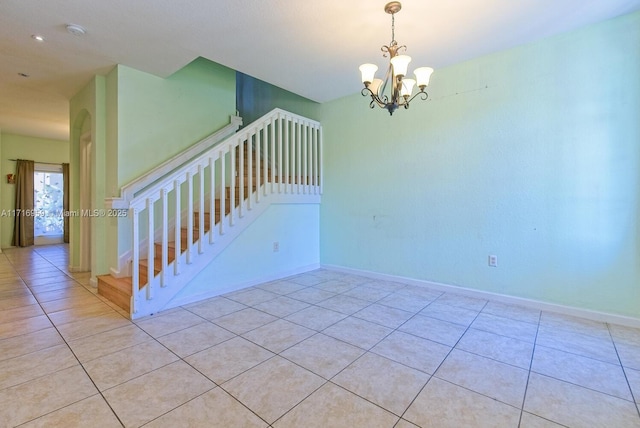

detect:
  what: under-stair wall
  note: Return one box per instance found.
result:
[101,108,322,319]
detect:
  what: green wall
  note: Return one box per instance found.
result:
[116,57,236,187]
[319,11,640,318]
[0,133,69,249]
[237,72,320,126]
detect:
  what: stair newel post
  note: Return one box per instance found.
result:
[173,180,181,275]
[251,130,256,208]
[198,164,205,254]
[219,148,226,235]
[186,171,194,264]
[278,114,284,194]
[296,119,302,194]
[271,116,277,194]
[247,133,253,210]
[161,188,168,287]
[208,156,215,245]
[230,143,236,227]
[319,125,324,194]
[238,138,244,219]
[284,116,289,194]
[302,121,308,194]
[131,207,140,314]
[146,198,154,300]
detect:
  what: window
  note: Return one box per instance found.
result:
[34,164,64,244]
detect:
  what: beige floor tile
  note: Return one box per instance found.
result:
[242,318,315,353]
[56,311,131,341]
[532,345,632,399]
[313,279,358,294]
[540,311,611,339]
[0,327,64,361]
[0,287,32,299]
[308,269,348,281]
[316,295,371,315]
[399,314,467,346]
[145,387,268,428]
[184,296,246,320]
[396,285,443,301]
[103,360,215,427]
[0,314,52,340]
[281,333,365,379]
[420,301,480,326]
[610,324,640,347]
[436,293,488,311]
[456,328,534,369]
[19,394,121,428]
[0,344,78,389]
[536,324,619,364]
[371,330,451,374]
[285,273,327,286]
[39,293,103,313]
[0,365,98,427]
[524,373,640,428]
[273,382,398,428]
[435,349,529,407]
[32,286,93,303]
[68,323,153,362]
[394,419,421,428]
[284,305,346,331]
[213,307,278,334]
[518,412,565,427]
[256,279,307,295]
[252,295,310,318]
[0,305,44,324]
[481,301,541,324]
[353,303,413,328]
[0,294,38,310]
[626,367,640,404]
[323,316,393,349]
[84,339,179,391]
[157,321,235,357]
[471,313,538,343]
[617,342,640,370]
[47,300,115,325]
[135,308,206,337]
[28,280,81,295]
[286,287,336,304]
[377,292,434,313]
[333,352,430,415]
[225,287,279,306]
[186,336,274,384]
[359,279,407,292]
[404,377,521,428]
[223,356,324,424]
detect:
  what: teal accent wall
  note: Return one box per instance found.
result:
[0,133,69,249]
[319,11,640,318]
[237,72,320,126]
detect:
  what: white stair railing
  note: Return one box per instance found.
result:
[107,109,322,317]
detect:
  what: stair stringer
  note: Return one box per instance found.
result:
[130,192,320,319]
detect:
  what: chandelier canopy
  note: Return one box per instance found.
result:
[359,2,434,115]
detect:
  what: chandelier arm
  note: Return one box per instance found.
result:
[407,90,429,104]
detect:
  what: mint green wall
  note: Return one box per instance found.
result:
[115,57,236,187]
[237,72,320,126]
[169,203,320,306]
[0,133,69,249]
[319,11,640,318]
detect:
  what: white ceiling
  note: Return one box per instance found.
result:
[2,0,640,140]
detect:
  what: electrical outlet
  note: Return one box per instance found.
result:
[273,241,279,252]
[488,255,498,267]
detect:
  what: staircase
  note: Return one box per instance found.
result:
[99,109,322,319]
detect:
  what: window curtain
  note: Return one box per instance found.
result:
[12,159,35,247]
[62,163,70,243]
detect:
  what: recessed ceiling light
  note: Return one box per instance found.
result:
[18,72,30,78]
[66,24,86,36]
[31,34,45,42]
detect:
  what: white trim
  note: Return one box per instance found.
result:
[322,264,640,329]
[163,263,320,310]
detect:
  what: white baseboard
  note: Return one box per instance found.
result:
[164,263,320,310]
[323,264,640,329]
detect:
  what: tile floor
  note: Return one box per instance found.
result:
[1,244,639,427]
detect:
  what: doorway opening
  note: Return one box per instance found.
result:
[34,164,64,246]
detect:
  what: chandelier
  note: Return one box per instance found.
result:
[359,2,434,115]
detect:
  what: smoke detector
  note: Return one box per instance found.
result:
[66,24,86,36]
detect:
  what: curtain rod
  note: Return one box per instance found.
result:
[8,159,66,166]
